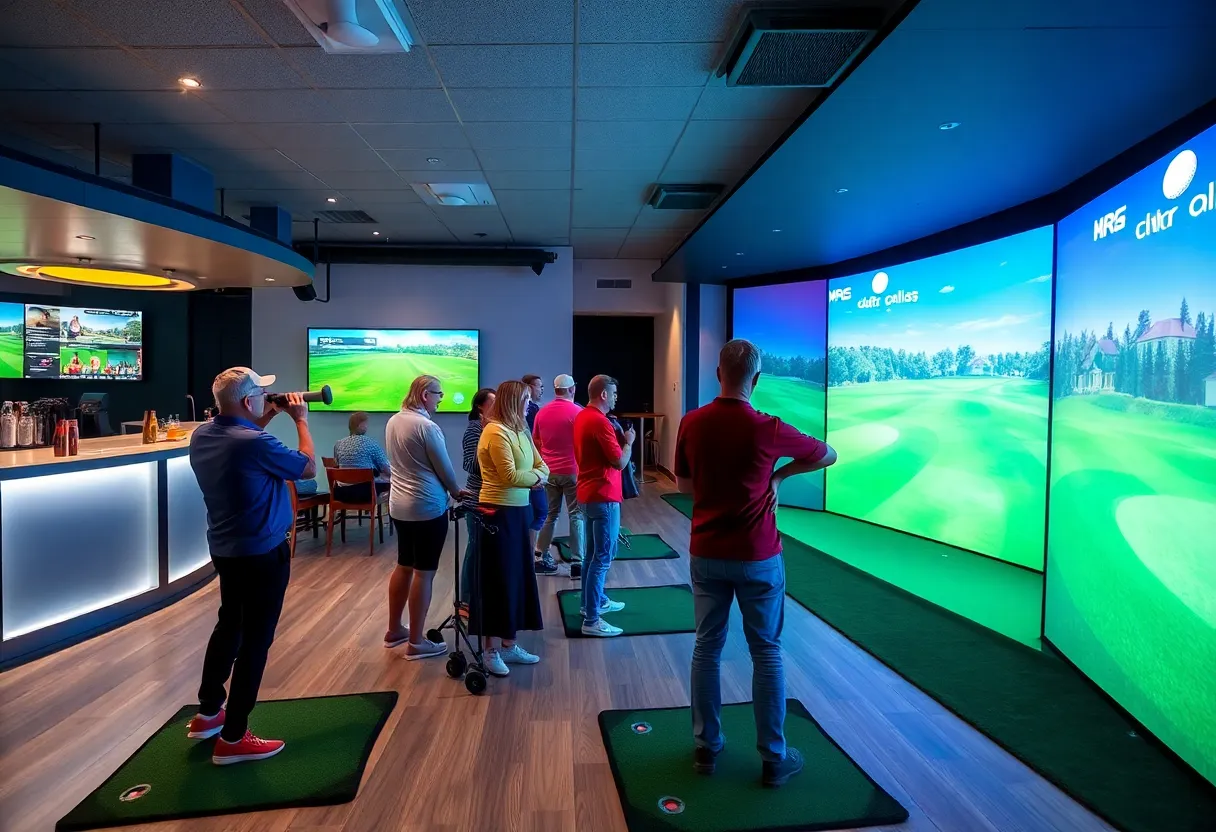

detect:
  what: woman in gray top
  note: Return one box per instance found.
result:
[384,374,468,660]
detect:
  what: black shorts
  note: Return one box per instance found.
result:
[392,514,449,571]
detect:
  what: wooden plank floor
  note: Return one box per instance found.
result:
[0,482,1112,832]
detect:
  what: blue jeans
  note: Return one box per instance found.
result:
[582,501,620,625]
[690,555,787,762]
[528,487,548,535]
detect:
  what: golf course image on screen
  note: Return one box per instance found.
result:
[732,281,826,509]
[1047,123,1216,786]
[825,227,1053,568]
[0,302,21,378]
[308,328,479,413]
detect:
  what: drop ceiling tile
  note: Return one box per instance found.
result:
[203,89,336,122]
[496,189,571,226]
[231,0,317,46]
[435,206,512,241]
[618,228,684,259]
[482,169,570,190]
[312,170,413,190]
[326,89,456,122]
[283,48,440,89]
[0,47,173,91]
[137,47,306,91]
[576,120,685,149]
[395,169,488,186]
[284,146,393,172]
[353,122,470,149]
[0,89,231,123]
[432,45,572,88]
[0,0,115,47]
[65,0,268,46]
[450,88,572,122]
[247,122,367,151]
[406,0,574,44]
[575,145,669,172]
[180,147,304,173]
[578,0,739,43]
[107,121,269,152]
[377,147,481,170]
[356,204,442,222]
[660,168,743,186]
[465,121,571,150]
[478,148,570,172]
[0,57,54,90]
[631,206,706,229]
[572,196,644,228]
[338,189,424,204]
[573,168,657,191]
[577,87,702,121]
[677,118,791,151]
[225,188,340,212]
[214,168,326,190]
[666,135,768,171]
[571,227,629,258]
[691,86,819,121]
[578,43,718,87]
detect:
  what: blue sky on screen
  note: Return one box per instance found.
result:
[310,328,478,351]
[733,281,826,359]
[0,301,21,329]
[828,227,1054,356]
[61,307,140,331]
[1057,122,1216,336]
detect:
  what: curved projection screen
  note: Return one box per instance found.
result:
[825,227,1053,569]
[732,281,827,510]
[307,328,480,413]
[1048,123,1216,786]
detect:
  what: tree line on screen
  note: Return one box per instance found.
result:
[827,343,1050,386]
[759,350,826,384]
[1053,298,1215,405]
[390,343,478,360]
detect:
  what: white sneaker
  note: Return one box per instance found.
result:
[500,643,540,665]
[600,598,626,613]
[484,649,509,677]
[404,639,446,661]
[581,619,624,637]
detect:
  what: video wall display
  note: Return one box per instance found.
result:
[3,304,143,380]
[824,227,1053,569]
[732,281,827,509]
[307,328,480,413]
[1047,123,1216,786]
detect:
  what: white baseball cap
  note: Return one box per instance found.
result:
[214,366,277,401]
[554,374,576,389]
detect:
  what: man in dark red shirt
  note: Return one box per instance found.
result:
[573,374,636,637]
[674,339,837,787]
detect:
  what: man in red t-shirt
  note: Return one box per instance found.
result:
[674,339,837,787]
[573,374,636,637]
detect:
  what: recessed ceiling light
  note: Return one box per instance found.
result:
[721,265,728,269]
[326,197,337,203]
[373,231,380,236]
[265,278,275,282]
[939,122,960,130]
[771,228,781,233]
[736,252,744,256]
[835,187,849,194]
[426,157,441,164]
[179,77,201,88]
[75,234,95,240]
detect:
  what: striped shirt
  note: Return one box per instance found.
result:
[462,420,484,503]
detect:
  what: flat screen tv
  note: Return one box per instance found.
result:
[22,304,143,380]
[0,301,22,379]
[307,328,480,413]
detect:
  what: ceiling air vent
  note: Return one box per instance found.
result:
[410,182,497,207]
[280,0,419,53]
[315,209,377,223]
[648,184,723,211]
[719,7,885,87]
[596,279,633,290]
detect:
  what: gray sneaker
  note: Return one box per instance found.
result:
[404,639,446,661]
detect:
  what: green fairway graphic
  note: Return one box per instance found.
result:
[1047,123,1216,787]
[825,228,1053,569]
[308,329,479,413]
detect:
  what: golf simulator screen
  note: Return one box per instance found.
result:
[0,302,21,379]
[732,281,827,510]
[1047,123,1216,786]
[825,227,1053,569]
[307,328,480,413]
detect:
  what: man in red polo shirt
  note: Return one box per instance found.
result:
[674,339,837,787]
[573,374,635,637]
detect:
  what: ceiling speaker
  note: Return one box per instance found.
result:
[720,7,885,87]
[293,283,318,302]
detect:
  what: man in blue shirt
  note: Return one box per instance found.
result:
[332,411,391,503]
[185,367,315,765]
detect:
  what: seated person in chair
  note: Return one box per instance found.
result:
[332,411,391,503]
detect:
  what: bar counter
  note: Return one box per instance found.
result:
[0,426,214,668]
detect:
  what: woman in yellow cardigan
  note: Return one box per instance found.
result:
[471,379,549,677]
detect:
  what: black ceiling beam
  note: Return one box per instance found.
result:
[293,243,557,270]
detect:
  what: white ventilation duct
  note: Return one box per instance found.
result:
[321,0,378,47]
[281,0,418,53]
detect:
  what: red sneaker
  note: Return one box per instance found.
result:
[211,731,285,765]
[186,709,225,739]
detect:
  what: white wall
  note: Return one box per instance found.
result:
[251,252,574,482]
[573,259,667,315]
[698,284,728,406]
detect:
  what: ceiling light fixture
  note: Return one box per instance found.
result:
[938,121,960,130]
[3,263,193,290]
[736,252,744,256]
[327,197,337,203]
[427,157,442,164]
[265,278,275,282]
[835,187,849,193]
[179,76,201,88]
[771,228,781,233]
[75,234,95,240]
[373,231,381,236]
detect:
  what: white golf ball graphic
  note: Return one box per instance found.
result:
[1162,149,1197,200]
[453,392,465,405]
[872,272,889,294]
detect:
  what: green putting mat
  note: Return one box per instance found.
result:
[600,699,907,832]
[57,692,397,831]
[554,532,678,561]
[557,584,694,637]
[660,493,1216,832]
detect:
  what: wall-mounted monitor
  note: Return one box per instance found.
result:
[307,328,480,413]
[0,301,22,379]
[825,226,1054,569]
[1047,123,1216,786]
[22,304,143,380]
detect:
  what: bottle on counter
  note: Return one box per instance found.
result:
[67,419,79,456]
[53,419,68,457]
[17,402,34,448]
[0,402,15,450]
[141,410,158,444]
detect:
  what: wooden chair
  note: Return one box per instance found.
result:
[323,466,389,557]
[287,480,331,559]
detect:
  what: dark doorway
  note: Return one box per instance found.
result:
[572,315,655,414]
